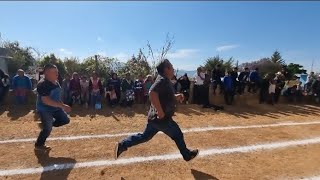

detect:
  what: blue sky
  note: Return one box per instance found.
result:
[0,1,319,72]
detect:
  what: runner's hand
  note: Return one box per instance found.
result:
[157,110,165,119]
[61,104,72,113]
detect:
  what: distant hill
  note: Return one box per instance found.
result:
[175,70,196,78]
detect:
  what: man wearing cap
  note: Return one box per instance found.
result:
[12,69,32,104]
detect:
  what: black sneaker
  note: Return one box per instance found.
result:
[34,145,51,151]
[114,142,126,160]
[185,149,199,162]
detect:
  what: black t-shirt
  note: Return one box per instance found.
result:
[148,75,176,120]
[36,79,62,112]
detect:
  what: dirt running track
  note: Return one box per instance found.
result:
[0,103,320,180]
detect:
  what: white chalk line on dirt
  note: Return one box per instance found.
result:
[296,176,320,180]
[1,121,320,144]
[1,137,320,176]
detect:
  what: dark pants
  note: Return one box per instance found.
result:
[269,93,275,105]
[35,109,70,146]
[181,90,190,103]
[120,118,192,160]
[91,93,102,107]
[0,87,9,104]
[134,90,144,104]
[203,85,210,106]
[238,81,247,95]
[213,80,223,94]
[248,82,259,93]
[259,89,269,104]
[275,88,282,103]
[194,85,205,105]
[224,89,234,105]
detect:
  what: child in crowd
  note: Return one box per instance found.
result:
[80,76,90,108]
[106,85,118,107]
[69,72,81,106]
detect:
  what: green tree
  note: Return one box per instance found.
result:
[38,54,67,76]
[285,63,306,80]
[118,50,151,79]
[204,56,234,73]
[2,41,36,75]
[80,55,122,80]
[63,57,81,75]
[271,50,285,65]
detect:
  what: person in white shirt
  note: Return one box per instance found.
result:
[80,76,90,108]
[193,67,206,104]
[269,79,276,105]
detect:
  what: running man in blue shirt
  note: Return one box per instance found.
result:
[35,64,72,151]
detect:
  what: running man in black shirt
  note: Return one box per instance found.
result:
[115,59,199,161]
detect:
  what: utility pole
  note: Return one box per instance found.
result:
[95,55,98,72]
[311,59,314,73]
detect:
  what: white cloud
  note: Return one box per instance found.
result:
[59,48,72,55]
[216,44,239,52]
[167,49,200,59]
[97,36,104,42]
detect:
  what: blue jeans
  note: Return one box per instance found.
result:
[120,117,192,160]
[35,109,70,146]
[15,95,27,104]
[90,94,101,107]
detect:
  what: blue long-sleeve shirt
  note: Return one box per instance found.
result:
[223,76,233,91]
[249,71,260,83]
[12,75,32,90]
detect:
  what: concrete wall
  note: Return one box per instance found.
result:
[0,57,8,74]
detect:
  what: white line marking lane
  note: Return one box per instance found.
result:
[1,137,320,176]
[1,121,320,144]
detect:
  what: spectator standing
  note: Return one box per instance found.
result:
[62,74,71,106]
[230,67,239,95]
[212,64,224,94]
[259,74,270,104]
[106,73,121,104]
[89,71,103,108]
[12,69,32,104]
[80,76,90,108]
[223,71,234,105]
[193,67,205,105]
[248,68,260,93]
[238,67,250,95]
[144,75,154,104]
[134,75,145,104]
[269,79,276,105]
[0,69,10,105]
[121,73,135,107]
[69,72,81,106]
[178,73,190,103]
[312,75,320,103]
[274,72,285,103]
[171,76,181,94]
